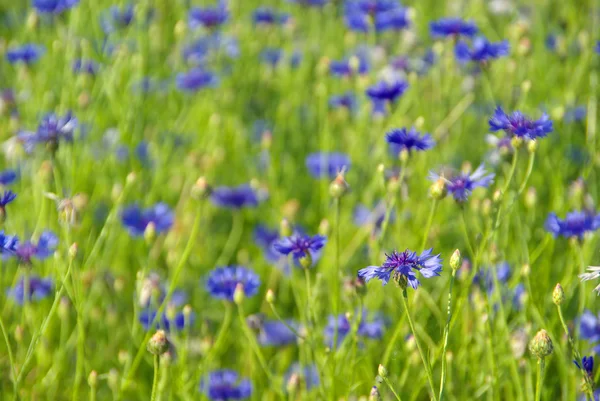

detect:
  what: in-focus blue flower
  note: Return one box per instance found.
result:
[329,57,369,76]
[33,0,79,14]
[358,249,442,288]
[257,319,299,346]
[6,44,44,65]
[430,17,478,38]
[200,370,252,401]
[121,203,174,237]
[580,310,600,353]
[489,106,553,139]
[189,3,229,29]
[455,37,510,63]
[329,92,358,113]
[206,266,260,302]
[305,152,351,178]
[7,275,53,305]
[14,231,59,265]
[139,309,194,332]
[273,234,326,265]
[0,170,18,186]
[429,164,495,202]
[210,185,259,209]
[324,312,385,347]
[101,4,135,33]
[386,127,435,155]
[72,59,99,75]
[176,69,219,92]
[18,112,78,153]
[253,7,289,25]
[545,210,600,238]
[366,80,408,103]
[574,356,594,377]
[284,364,319,391]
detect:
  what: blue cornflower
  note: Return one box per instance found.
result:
[358,249,442,288]
[366,79,408,103]
[139,309,194,332]
[353,201,394,235]
[329,57,369,76]
[210,185,259,209]
[7,275,53,305]
[345,0,399,13]
[545,210,600,239]
[32,0,79,14]
[72,59,99,75]
[189,3,229,29]
[429,164,495,202]
[284,364,319,391]
[18,112,78,153]
[257,319,299,346]
[260,48,283,66]
[273,234,326,266]
[121,203,174,237]
[324,312,385,347]
[253,7,289,25]
[101,4,134,33]
[200,370,252,401]
[6,44,44,65]
[474,262,511,295]
[253,225,282,263]
[329,92,357,113]
[375,8,410,32]
[288,0,328,6]
[489,106,553,140]
[176,69,219,92]
[545,34,557,51]
[455,37,510,63]
[0,190,16,213]
[305,152,351,178]
[580,310,600,353]
[0,231,18,254]
[595,41,600,54]
[0,170,18,186]
[345,12,370,32]
[574,356,594,376]
[206,266,260,302]
[386,127,435,155]
[430,17,478,38]
[564,106,587,123]
[14,231,59,265]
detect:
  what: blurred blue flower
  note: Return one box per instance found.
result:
[253,225,282,263]
[375,8,410,32]
[0,190,16,210]
[366,79,408,103]
[580,310,600,353]
[257,319,298,346]
[183,34,239,64]
[329,92,357,113]
[32,0,79,14]
[455,37,509,63]
[273,234,326,265]
[324,312,385,347]
[564,105,586,123]
[386,127,435,155]
[288,0,328,6]
[429,164,495,202]
[101,4,134,33]
[430,17,478,38]
[489,106,553,140]
[210,185,259,209]
[6,44,44,65]
[7,275,53,305]
[358,249,442,288]
[14,231,59,265]
[121,203,174,237]
[72,59,99,75]
[189,3,229,29]
[253,7,289,25]
[135,141,153,168]
[329,57,369,76]
[260,48,283,66]
[595,41,600,54]
[176,69,219,92]
[284,363,319,391]
[545,34,557,51]
[305,152,351,178]
[545,210,600,238]
[0,170,18,186]
[206,266,260,301]
[139,309,194,332]
[574,356,594,377]
[200,370,252,401]
[353,201,394,235]
[18,112,78,153]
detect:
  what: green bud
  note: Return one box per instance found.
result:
[529,329,553,359]
[299,252,313,269]
[191,177,211,200]
[429,178,447,200]
[369,386,382,401]
[552,283,565,306]
[329,173,349,199]
[69,243,78,260]
[144,222,156,243]
[511,136,524,149]
[88,370,98,389]
[286,373,300,394]
[147,330,170,356]
[233,283,245,305]
[265,289,275,304]
[527,140,538,153]
[450,249,462,271]
[377,364,388,378]
[375,375,384,385]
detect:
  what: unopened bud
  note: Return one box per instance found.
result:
[529,329,553,359]
[377,364,388,378]
[88,370,98,388]
[233,283,245,305]
[126,172,137,185]
[369,386,381,401]
[510,136,523,149]
[144,222,156,243]
[527,140,537,153]
[299,252,313,269]
[286,373,300,393]
[552,283,565,306]
[265,289,275,304]
[191,177,211,200]
[450,249,462,271]
[329,172,349,198]
[493,190,502,203]
[399,149,409,163]
[147,330,170,355]
[69,243,78,259]
[429,178,447,200]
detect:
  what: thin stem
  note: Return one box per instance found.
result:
[201,304,233,370]
[331,197,341,399]
[517,150,536,196]
[420,199,438,252]
[534,358,545,401]
[268,303,306,341]
[215,211,244,266]
[438,270,456,401]
[304,267,315,325]
[459,210,475,259]
[400,290,438,401]
[0,313,17,392]
[383,377,403,401]
[150,355,160,401]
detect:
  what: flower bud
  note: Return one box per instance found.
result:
[450,249,462,271]
[369,386,382,401]
[299,252,313,269]
[233,283,245,305]
[69,243,78,259]
[144,222,156,243]
[191,177,211,200]
[510,136,523,149]
[88,370,98,388]
[377,364,388,378]
[147,330,170,356]
[527,140,537,153]
[329,172,349,198]
[429,178,447,200]
[265,289,275,304]
[552,283,565,306]
[529,329,553,359]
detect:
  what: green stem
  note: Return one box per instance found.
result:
[534,358,545,401]
[383,377,403,401]
[331,197,341,399]
[215,211,244,266]
[420,199,438,252]
[459,210,475,259]
[268,303,306,341]
[0,313,17,392]
[400,290,438,401]
[151,355,160,401]
[201,304,233,370]
[517,151,536,196]
[438,270,456,401]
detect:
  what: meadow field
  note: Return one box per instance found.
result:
[0,0,599,400]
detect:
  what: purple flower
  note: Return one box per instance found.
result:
[176,69,219,92]
[6,44,44,65]
[189,3,229,29]
[253,7,289,25]
[329,57,369,77]
[0,170,18,186]
[455,37,510,63]
[206,266,260,302]
[257,320,299,346]
[305,152,351,178]
[200,370,252,401]
[489,106,553,140]
[253,225,282,263]
[375,8,410,32]
[329,92,357,113]
[7,276,53,305]
[324,312,385,347]
[430,17,478,38]
[33,0,79,14]
[366,80,408,103]
[580,310,600,353]
[139,309,194,332]
[574,356,594,377]
[101,4,135,33]
[386,127,435,155]
[18,112,78,153]
[72,59,99,75]
[429,164,495,202]
[121,203,174,237]
[545,210,600,238]
[14,231,59,265]
[358,249,442,288]
[273,234,326,264]
[210,185,259,209]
